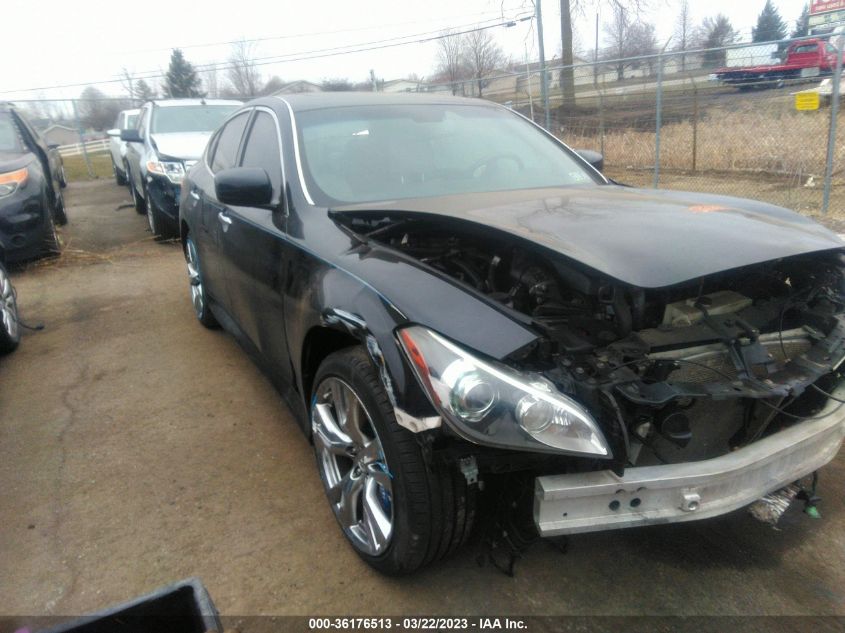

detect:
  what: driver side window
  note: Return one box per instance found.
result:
[211,112,250,174]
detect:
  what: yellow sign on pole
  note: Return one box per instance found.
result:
[796,92,821,111]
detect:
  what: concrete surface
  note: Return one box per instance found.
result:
[1,180,845,620]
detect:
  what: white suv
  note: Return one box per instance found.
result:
[106,108,139,186]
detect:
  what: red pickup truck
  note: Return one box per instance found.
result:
[714,38,842,87]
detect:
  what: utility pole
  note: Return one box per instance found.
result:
[535,0,551,130]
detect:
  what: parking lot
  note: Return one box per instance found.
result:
[2,179,845,623]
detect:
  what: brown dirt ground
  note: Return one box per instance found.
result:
[1,180,844,627]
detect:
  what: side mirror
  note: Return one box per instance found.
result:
[215,168,273,207]
[120,129,143,143]
[47,143,60,150]
[575,149,604,173]
[107,128,121,137]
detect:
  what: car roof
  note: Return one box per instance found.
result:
[270,92,501,112]
[148,99,243,108]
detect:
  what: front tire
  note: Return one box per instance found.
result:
[0,262,21,354]
[184,236,218,328]
[112,159,127,186]
[311,347,475,574]
[128,167,145,214]
[52,191,67,226]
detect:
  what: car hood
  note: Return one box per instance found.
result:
[331,185,845,289]
[0,152,34,174]
[150,132,212,161]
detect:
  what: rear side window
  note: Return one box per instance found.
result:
[211,112,250,173]
[240,112,282,198]
[794,44,818,54]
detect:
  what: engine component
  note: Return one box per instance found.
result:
[661,290,752,327]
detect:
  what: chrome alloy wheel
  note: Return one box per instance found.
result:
[0,266,19,341]
[185,239,204,319]
[312,377,394,556]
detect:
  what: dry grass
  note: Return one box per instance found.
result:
[62,151,113,181]
[562,101,838,181]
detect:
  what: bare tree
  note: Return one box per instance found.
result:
[435,31,467,95]
[602,4,657,81]
[674,0,693,72]
[226,39,262,97]
[77,87,127,131]
[462,29,505,97]
[559,0,650,109]
[202,66,220,99]
[135,79,156,102]
[260,75,285,95]
[120,67,136,101]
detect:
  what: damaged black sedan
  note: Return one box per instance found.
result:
[179,93,845,574]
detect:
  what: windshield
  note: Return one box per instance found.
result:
[296,104,599,205]
[151,105,238,134]
[0,116,24,153]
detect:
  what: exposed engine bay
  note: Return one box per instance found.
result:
[340,213,845,472]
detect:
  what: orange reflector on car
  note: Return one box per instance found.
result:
[0,167,28,186]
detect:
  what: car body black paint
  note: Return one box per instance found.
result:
[0,104,65,262]
[179,93,845,439]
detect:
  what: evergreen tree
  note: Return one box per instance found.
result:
[791,4,810,39]
[752,0,788,43]
[135,79,156,102]
[698,14,739,67]
[162,49,204,98]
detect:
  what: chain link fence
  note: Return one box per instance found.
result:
[11,36,845,219]
[427,36,844,219]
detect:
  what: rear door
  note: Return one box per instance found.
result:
[196,110,251,309]
[217,108,292,381]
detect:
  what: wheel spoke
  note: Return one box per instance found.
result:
[335,470,365,528]
[365,465,392,491]
[363,477,392,553]
[313,403,354,456]
[342,398,370,447]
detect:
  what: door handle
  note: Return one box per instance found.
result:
[218,211,232,225]
[189,189,200,200]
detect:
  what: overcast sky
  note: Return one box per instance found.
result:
[3,0,803,102]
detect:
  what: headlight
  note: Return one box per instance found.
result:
[146,160,185,184]
[0,167,29,197]
[397,326,610,457]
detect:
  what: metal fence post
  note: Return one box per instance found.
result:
[535,0,551,131]
[70,99,95,179]
[823,39,843,215]
[653,52,664,189]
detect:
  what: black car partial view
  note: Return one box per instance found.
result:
[0,103,67,263]
[121,99,240,239]
[179,93,845,574]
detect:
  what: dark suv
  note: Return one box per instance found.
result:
[0,103,67,262]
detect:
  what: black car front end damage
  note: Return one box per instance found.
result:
[333,207,845,535]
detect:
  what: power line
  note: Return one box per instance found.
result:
[2,13,532,95]
[112,7,529,55]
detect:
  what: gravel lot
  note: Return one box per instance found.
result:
[1,180,845,626]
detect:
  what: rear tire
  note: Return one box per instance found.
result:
[0,262,21,354]
[311,347,475,575]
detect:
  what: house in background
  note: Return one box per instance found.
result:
[272,80,324,95]
[381,79,421,93]
[41,124,79,147]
